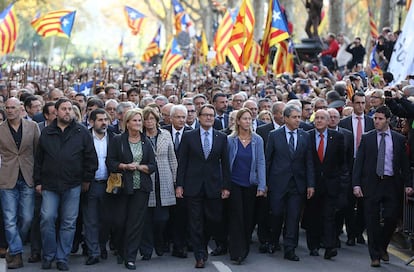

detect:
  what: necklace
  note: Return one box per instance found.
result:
[239,136,251,143]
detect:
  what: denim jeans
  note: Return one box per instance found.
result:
[40,185,81,263]
[0,180,34,255]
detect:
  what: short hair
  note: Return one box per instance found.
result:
[104,84,117,94]
[123,108,143,132]
[86,98,104,109]
[74,93,87,102]
[142,107,160,129]
[170,104,188,117]
[198,104,216,116]
[193,94,207,103]
[105,99,119,107]
[300,100,311,109]
[351,92,365,103]
[24,95,39,110]
[271,101,285,114]
[55,98,72,110]
[89,108,108,122]
[212,93,227,103]
[154,95,168,105]
[42,101,55,117]
[127,87,140,96]
[283,104,301,117]
[375,105,391,118]
[116,101,135,114]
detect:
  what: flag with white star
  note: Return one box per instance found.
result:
[124,6,146,35]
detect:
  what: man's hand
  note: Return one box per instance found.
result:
[82,182,90,193]
[307,187,315,199]
[353,186,364,198]
[406,187,414,196]
[35,185,42,194]
[256,190,265,197]
[175,186,184,198]
[221,189,230,199]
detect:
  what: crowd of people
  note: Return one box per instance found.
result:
[0,25,414,271]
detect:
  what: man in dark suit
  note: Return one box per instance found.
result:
[163,105,192,258]
[302,110,346,259]
[244,100,265,131]
[353,105,413,267]
[338,92,374,246]
[176,104,231,268]
[255,101,285,253]
[212,93,229,130]
[266,104,315,261]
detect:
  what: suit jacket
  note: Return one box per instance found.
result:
[32,112,45,123]
[300,121,314,131]
[352,129,411,198]
[162,125,192,158]
[337,127,354,173]
[0,119,40,189]
[106,132,156,194]
[213,114,229,130]
[256,122,277,148]
[309,129,346,197]
[146,129,178,207]
[176,128,231,198]
[265,126,315,195]
[339,115,375,157]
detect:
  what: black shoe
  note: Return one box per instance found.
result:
[272,243,281,252]
[258,243,267,253]
[309,249,319,256]
[336,238,341,248]
[162,243,170,253]
[210,246,227,256]
[171,249,187,258]
[116,255,124,264]
[41,260,52,270]
[324,248,337,260]
[81,243,88,256]
[231,257,244,265]
[357,235,365,244]
[71,241,79,254]
[85,256,99,265]
[100,249,108,260]
[125,261,136,270]
[28,253,41,263]
[141,254,151,261]
[155,246,164,257]
[346,238,356,246]
[284,251,300,261]
[56,262,69,271]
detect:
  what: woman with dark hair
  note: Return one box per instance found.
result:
[139,107,177,260]
[227,108,266,265]
[106,108,156,270]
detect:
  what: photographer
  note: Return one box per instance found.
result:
[345,37,366,70]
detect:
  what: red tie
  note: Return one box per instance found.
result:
[356,116,362,148]
[318,133,324,162]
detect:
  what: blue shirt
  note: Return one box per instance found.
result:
[284,127,297,150]
[231,140,252,187]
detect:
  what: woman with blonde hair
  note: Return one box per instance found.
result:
[227,108,266,264]
[106,108,156,270]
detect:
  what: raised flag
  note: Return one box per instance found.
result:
[200,30,209,63]
[31,10,76,38]
[124,6,146,35]
[0,3,18,54]
[388,0,414,84]
[272,40,293,75]
[142,27,161,62]
[161,38,184,80]
[368,7,378,38]
[260,0,290,73]
[250,40,261,67]
[370,45,382,75]
[214,8,238,65]
[172,0,195,37]
[118,36,123,59]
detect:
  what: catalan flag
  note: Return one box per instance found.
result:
[161,38,184,80]
[214,8,237,65]
[142,27,161,62]
[172,0,195,37]
[0,3,18,54]
[272,39,294,75]
[31,10,76,38]
[124,6,146,36]
[260,0,290,73]
[118,36,123,59]
[250,40,261,67]
[368,7,378,38]
[370,45,382,75]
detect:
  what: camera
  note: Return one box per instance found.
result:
[384,90,392,97]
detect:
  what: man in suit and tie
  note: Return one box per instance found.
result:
[212,93,229,130]
[0,97,40,269]
[302,110,346,259]
[244,100,265,131]
[266,104,315,261]
[176,104,231,268]
[339,92,374,246]
[353,105,413,267]
[183,102,199,129]
[37,102,56,131]
[257,102,286,148]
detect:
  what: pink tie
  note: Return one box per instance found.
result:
[356,116,362,148]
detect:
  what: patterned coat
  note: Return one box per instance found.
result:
[148,129,178,207]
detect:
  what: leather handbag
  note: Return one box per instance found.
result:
[106,173,123,194]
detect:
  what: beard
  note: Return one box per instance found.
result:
[94,127,107,134]
[58,114,73,125]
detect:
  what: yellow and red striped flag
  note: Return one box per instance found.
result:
[31,10,76,38]
[0,3,18,54]
[142,27,161,62]
[368,7,378,38]
[260,0,290,73]
[272,40,294,75]
[124,6,146,36]
[250,40,261,66]
[118,36,123,59]
[214,9,236,65]
[161,38,184,80]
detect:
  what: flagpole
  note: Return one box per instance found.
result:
[60,38,71,72]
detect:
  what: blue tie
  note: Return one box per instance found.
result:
[203,131,210,159]
[289,131,295,154]
[376,132,386,176]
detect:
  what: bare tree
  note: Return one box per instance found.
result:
[254,0,265,40]
[379,0,392,30]
[329,0,344,35]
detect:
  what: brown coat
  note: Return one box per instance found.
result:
[0,119,40,189]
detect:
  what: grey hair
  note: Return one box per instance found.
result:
[283,104,301,117]
[116,101,135,114]
[170,104,188,117]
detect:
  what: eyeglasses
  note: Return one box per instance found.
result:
[233,99,245,103]
[187,110,196,113]
[370,96,382,99]
[199,113,215,118]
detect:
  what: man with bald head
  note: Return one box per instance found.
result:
[0,98,40,269]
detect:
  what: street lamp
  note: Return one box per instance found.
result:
[396,0,406,31]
